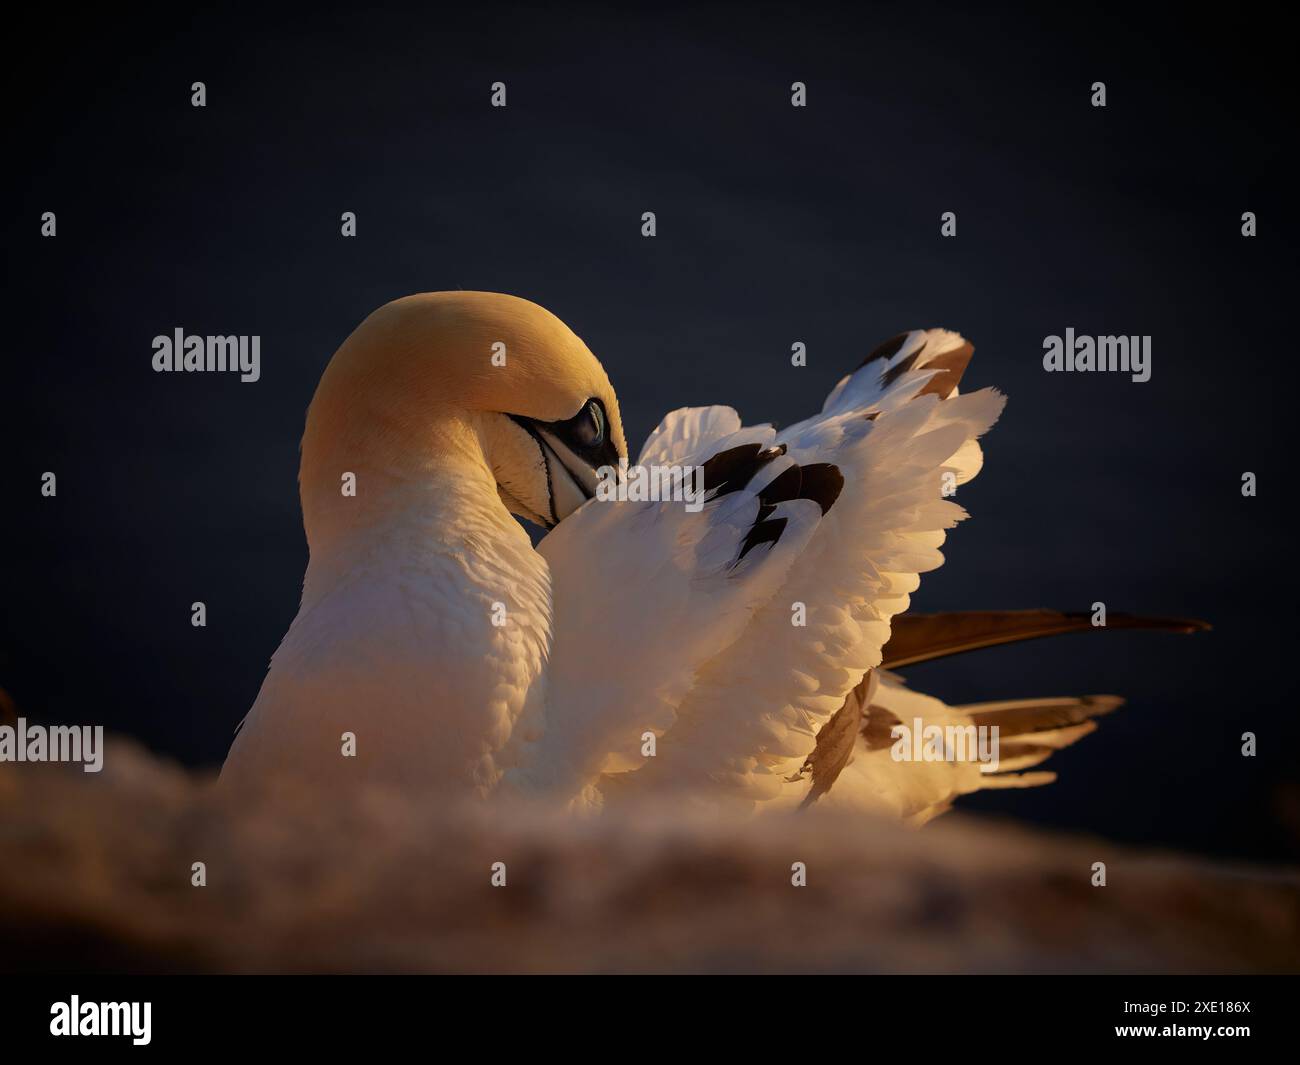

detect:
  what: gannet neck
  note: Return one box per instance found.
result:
[224,411,552,797]
[298,412,528,600]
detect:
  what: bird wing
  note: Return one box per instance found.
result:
[598,330,1004,807]
[513,329,1003,810]
[507,420,837,803]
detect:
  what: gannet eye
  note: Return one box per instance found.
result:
[571,399,604,448]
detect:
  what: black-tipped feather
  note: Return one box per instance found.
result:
[701,443,782,498]
[879,348,925,389]
[797,464,844,514]
[861,332,909,368]
[737,517,787,560]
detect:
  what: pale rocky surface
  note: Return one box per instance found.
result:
[1,739,1296,973]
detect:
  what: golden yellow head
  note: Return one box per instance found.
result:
[302,291,627,534]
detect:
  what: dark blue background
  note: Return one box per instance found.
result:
[4,2,1295,861]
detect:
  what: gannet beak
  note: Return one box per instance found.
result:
[533,425,597,522]
[508,414,611,527]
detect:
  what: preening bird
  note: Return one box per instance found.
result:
[221,292,1204,820]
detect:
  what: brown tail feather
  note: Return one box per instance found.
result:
[880,609,1209,669]
[852,697,1116,754]
[959,694,1123,737]
[802,610,1204,810]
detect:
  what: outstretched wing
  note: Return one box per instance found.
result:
[604,329,1004,806]
[512,329,1003,810]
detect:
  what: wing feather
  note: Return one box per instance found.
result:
[602,330,1005,806]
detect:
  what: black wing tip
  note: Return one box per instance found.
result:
[703,445,845,569]
[857,330,975,399]
[861,331,929,390]
[797,463,844,515]
[758,464,802,504]
[736,516,788,562]
[879,346,925,389]
[860,332,912,369]
[730,461,844,569]
[701,443,782,497]
[757,462,843,516]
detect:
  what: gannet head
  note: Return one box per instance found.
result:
[301,291,627,538]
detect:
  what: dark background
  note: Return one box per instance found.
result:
[4,2,1295,862]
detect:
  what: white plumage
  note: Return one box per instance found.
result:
[223,293,1180,823]
[517,328,1003,816]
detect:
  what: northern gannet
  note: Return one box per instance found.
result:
[222,291,1203,820]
